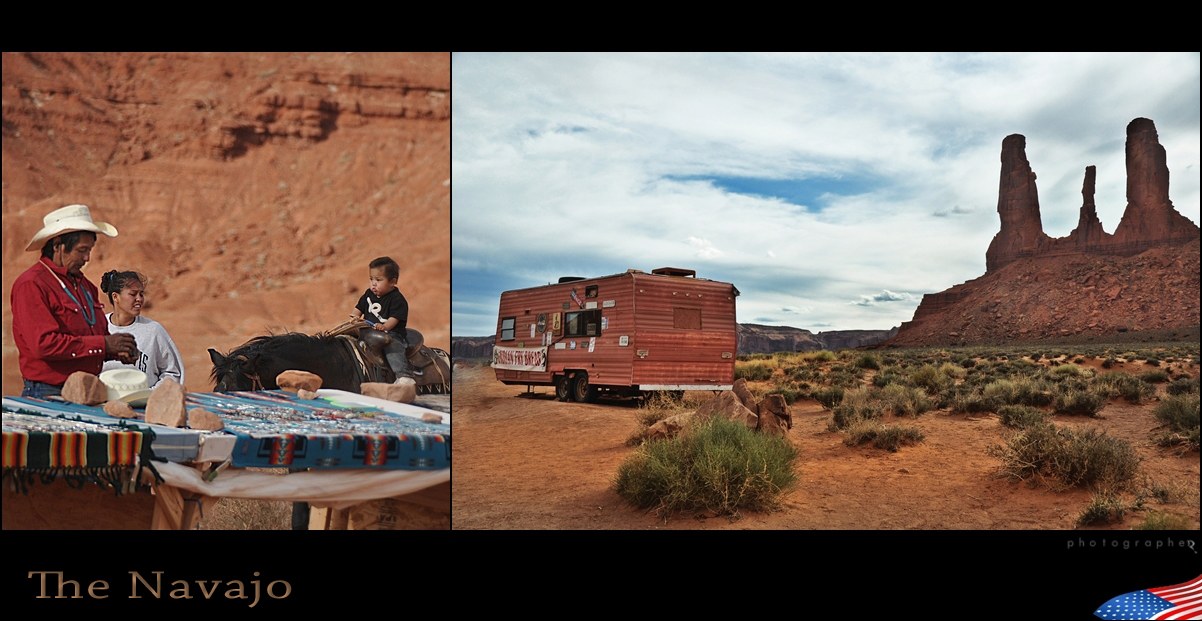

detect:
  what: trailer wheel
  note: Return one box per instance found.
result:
[572,372,597,403]
[555,376,571,402]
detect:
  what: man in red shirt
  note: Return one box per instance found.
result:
[11,205,138,398]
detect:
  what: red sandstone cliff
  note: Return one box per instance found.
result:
[891,118,1199,347]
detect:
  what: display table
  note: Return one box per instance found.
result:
[2,390,449,530]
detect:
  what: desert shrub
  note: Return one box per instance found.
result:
[1051,364,1092,379]
[1134,511,1193,530]
[1154,393,1200,435]
[813,386,845,410]
[1093,372,1155,404]
[843,422,924,452]
[872,371,904,388]
[988,422,1139,491]
[803,350,836,362]
[613,415,798,517]
[1145,357,1161,367]
[735,361,774,382]
[879,383,932,417]
[1077,493,1127,526]
[1102,356,1115,369]
[1167,378,1200,396]
[829,387,880,431]
[767,386,804,405]
[960,358,976,369]
[951,390,992,414]
[982,379,1016,409]
[1012,376,1056,407]
[910,364,951,394]
[997,405,1049,429]
[1138,369,1170,383]
[826,370,860,388]
[1030,353,1042,362]
[854,354,880,370]
[1053,387,1106,416]
[939,361,966,379]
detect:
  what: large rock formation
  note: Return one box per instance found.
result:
[985,118,1198,273]
[985,134,1052,272]
[1111,118,1199,249]
[890,118,1200,347]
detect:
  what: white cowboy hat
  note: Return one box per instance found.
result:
[25,204,118,252]
[99,368,153,407]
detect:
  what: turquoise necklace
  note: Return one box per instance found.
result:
[42,262,97,326]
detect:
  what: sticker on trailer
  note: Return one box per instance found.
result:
[555,342,566,349]
[619,335,629,346]
[588,337,596,353]
[570,341,576,350]
[601,317,609,330]
[603,300,615,308]
[530,323,536,338]
[585,301,598,309]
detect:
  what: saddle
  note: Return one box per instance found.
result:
[323,320,450,394]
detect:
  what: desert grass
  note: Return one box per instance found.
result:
[1077,492,1128,526]
[1133,510,1193,530]
[1153,393,1201,452]
[988,421,1140,492]
[626,391,699,446]
[614,415,799,518]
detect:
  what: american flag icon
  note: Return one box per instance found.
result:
[1095,575,1201,620]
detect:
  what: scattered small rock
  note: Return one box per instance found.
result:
[103,400,138,418]
[187,407,225,431]
[145,378,187,427]
[360,380,415,403]
[276,370,323,393]
[421,412,443,424]
[63,371,108,406]
[297,388,318,400]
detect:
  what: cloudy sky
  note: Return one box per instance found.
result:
[451,53,1200,337]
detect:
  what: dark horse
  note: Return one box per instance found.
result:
[208,332,379,393]
[209,330,452,395]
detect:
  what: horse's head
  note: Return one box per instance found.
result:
[209,347,261,392]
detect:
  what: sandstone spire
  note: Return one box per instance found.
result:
[1111,117,1199,247]
[1067,165,1111,248]
[985,134,1050,272]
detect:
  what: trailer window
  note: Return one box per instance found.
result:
[500,317,516,341]
[674,307,702,330]
[585,285,598,298]
[564,309,602,337]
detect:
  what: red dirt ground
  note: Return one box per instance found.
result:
[451,361,1200,530]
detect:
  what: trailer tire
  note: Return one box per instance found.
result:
[572,372,597,403]
[555,376,571,402]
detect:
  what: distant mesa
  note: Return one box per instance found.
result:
[890,118,1200,347]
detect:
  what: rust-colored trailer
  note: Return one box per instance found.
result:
[492,267,739,402]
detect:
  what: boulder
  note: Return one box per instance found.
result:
[360,379,416,404]
[103,400,138,419]
[731,378,757,410]
[695,391,758,430]
[187,407,225,431]
[145,378,187,427]
[421,412,444,424]
[62,372,108,406]
[646,413,693,441]
[276,370,323,393]
[757,393,791,430]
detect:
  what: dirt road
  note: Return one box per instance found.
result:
[451,365,1199,530]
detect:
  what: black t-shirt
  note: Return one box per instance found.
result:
[356,288,408,335]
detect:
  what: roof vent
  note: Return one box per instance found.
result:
[558,276,586,283]
[651,267,696,278]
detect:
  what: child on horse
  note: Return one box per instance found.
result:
[349,257,414,386]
